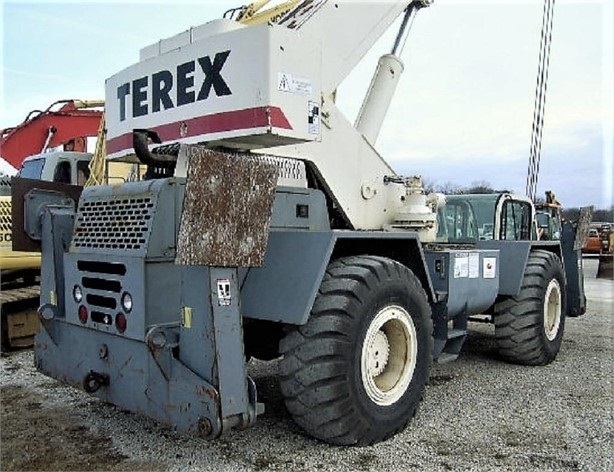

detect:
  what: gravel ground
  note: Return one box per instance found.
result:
[1,258,612,472]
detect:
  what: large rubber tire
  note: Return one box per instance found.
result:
[494,250,566,366]
[279,255,433,445]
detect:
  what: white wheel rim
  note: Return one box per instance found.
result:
[544,279,562,341]
[360,305,417,406]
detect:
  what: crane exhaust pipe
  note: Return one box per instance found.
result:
[354,0,432,146]
[132,129,178,168]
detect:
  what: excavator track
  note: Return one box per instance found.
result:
[1,282,40,350]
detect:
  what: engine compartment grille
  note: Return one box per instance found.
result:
[251,154,306,186]
[72,196,154,251]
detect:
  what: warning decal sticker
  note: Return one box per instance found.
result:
[308,101,320,135]
[483,257,497,279]
[454,253,469,278]
[216,279,232,306]
[278,72,312,96]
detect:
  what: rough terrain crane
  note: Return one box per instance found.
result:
[14,0,587,445]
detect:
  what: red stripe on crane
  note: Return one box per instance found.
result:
[106,106,293,155]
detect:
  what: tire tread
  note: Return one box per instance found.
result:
[279,255,431,445]
[494,250,566,365]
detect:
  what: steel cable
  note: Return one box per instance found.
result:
[526,0,555,201]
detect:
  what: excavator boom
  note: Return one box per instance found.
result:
[0,99,103,169]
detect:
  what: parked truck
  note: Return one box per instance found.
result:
[16,0,587,445]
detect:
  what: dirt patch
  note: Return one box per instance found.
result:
[0,384,160,471]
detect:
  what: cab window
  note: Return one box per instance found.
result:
[77,161,90,186]
[19,158,45,179]
[437,200,478,243]
[53,161,72,183]
[500,200,532,241]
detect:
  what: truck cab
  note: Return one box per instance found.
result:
[18,151,93,186]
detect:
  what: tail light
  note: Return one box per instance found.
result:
[115,313,127,333]
[78,305,88,324]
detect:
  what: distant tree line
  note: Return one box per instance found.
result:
[423,179,510,195]
[424,178,613,223]
[562,206,614,223]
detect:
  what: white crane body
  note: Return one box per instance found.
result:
[105,0,438,233]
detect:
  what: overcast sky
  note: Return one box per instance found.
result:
[1,0,612,209]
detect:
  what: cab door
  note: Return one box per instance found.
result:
[495,195,537,241]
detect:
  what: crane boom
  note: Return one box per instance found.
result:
[276,1,427,94]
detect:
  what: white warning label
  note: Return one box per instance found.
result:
[278,72,312,96]
[454,253,469,278]
[469,252,479,278]
[308,101,320,135]
[483,258,497,279]
[216,279,231,306]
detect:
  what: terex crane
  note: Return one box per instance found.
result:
[16,0,587,445]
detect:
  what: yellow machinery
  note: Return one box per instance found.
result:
[1,190,41,348]
[0,196,41,271]
[227,0,301,25]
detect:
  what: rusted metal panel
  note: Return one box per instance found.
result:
[11,177,82,252]
[574,206,594,251]
[176,146,278,268]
